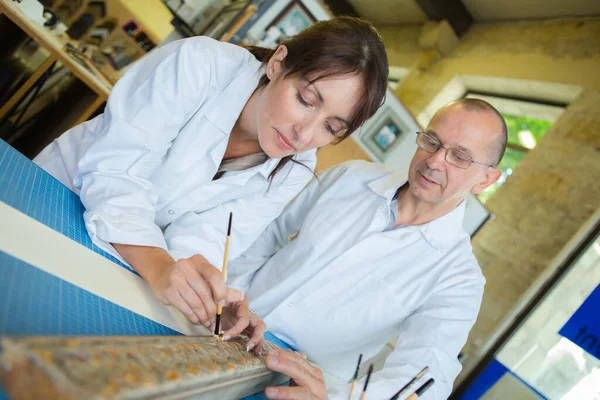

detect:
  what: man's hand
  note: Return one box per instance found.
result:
[209,296,267,354]
[149,254,243,326]
[264,350,327,400]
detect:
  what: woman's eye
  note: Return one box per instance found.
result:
[296,92,312,108]
[325,123,336,135]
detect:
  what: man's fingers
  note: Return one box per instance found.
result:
[264,385,312,400]
[265,351,320,391]
[165,288,199,325]
[273,350,322,380]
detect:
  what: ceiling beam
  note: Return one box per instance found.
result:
[414,0,473,36]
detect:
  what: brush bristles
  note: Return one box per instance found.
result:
[214,314,221,336]
[353,354,363,381]
[363,364,374,392]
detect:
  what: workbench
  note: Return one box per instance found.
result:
[0,139,292,399]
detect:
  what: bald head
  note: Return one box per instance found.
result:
[432,98,507,166]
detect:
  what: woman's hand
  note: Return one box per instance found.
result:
[209,296,267,354]
[264,350,327,400]
[148,254,244,326]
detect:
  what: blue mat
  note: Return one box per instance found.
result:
[0,251,180,336]
[0,139,291,399]
[0,139,129,270]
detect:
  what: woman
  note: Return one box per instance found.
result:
[34,16,389,346]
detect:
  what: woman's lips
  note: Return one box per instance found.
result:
[276,130,295,151]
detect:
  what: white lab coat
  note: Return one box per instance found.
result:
[34,36,316,268]
[229,161,485,400]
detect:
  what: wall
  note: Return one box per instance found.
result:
[385,18,600,114]
[378,17,600,384]
[315,139,371,172]
[116,0,174,44]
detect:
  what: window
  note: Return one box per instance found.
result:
[460,231,600,400]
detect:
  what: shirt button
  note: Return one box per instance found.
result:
[168,210,175,215]
[286,302,294,308]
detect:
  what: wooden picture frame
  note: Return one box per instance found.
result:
[361,106,407,161]
[267,0,316,39]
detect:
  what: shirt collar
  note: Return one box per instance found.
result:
[367,169,409,200]
[416,200,467,251]
[217,156,279,184]
[368,170,468,250]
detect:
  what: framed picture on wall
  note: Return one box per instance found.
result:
[261,0,316,45]
[361,106,406,160]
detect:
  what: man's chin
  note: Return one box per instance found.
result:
[412,184,441,203]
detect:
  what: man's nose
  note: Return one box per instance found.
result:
[426,146,447,170]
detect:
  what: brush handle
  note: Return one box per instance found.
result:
[348,381,356,400]
[222,236,230,282]
[359,392,366,400]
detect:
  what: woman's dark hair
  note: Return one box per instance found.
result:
[244,16,389,181]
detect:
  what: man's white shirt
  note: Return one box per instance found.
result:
[229,161,485,399]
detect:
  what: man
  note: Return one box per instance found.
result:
[230,99,506,399]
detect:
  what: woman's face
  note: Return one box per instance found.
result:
[254,46,364,159]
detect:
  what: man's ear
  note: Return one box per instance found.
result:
[266,45,288,81]
[471,167,503,195]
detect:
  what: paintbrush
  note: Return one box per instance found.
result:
[214,212,232,340]
[359,364,374,400]
[388,366,429,400]
[348,354,363,400]
[406,378,434,400]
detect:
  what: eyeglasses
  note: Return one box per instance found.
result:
[415,132,495,170]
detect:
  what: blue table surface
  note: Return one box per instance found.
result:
[0,139,291,399]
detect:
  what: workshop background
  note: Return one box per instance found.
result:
[1,0,599,399]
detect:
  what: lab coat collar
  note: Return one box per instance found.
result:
[203,61,263,138]
[368,170,467,251]
[202,59,273,182]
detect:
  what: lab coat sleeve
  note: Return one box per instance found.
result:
[75,39,216,251]
[226,162,352,293]
[164,153,318,273]
[326,264,485,400]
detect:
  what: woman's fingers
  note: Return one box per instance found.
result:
[182,258,218,318]
[222,299,249,340]
[176,280,209,325]
[164,287,199,325]
[192,254,228,304]
[247,312,266,353]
